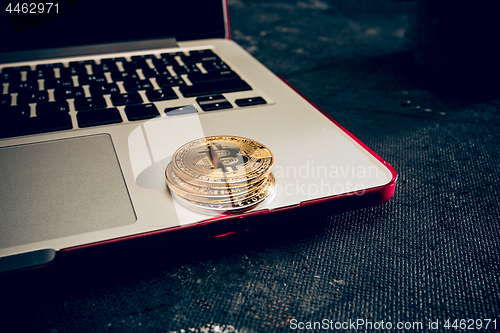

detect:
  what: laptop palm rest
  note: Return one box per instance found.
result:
[0,134,136,250]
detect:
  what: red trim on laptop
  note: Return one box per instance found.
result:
[224,0,231,39]
[276,76,397,210]
[60,76,397,255]
[60,209,270,252]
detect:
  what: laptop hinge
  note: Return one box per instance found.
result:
[0,38,178,64]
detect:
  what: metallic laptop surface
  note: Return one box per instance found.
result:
[0,0,397,272]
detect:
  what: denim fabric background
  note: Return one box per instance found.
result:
[2,1,499,332]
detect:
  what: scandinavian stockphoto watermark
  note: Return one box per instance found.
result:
[127,110,383,199]
[273,160,381,197]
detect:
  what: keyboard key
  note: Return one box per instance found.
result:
[122,59,149,70]
[27,68,54,82]
[122,79,154,92]
[156,68,173,77]
[44,77,74,89]
[156,76,184,88]
[1,71,20,84]
[92,62,118,74]
[200,101,232,111]
[100,57,126,64]
[172,64,200,75]
[184,51,220,63]
[60,66,87,77]
[235,97,267,107]
[187,49,215,57]
[134,54,157,59]
[0,95,12,109]
[1,66,29,83]
[145,88,178,102]
[130,54,156,62]
[77,108,122,128]
[152,57,174,68]
[8,81,38,93]
[17,90,49,104]
[110,92,143,106]
[111,69,139,82]
[26,78,42,91]
[74,96,107,111]
[142,66,172,78]
[36,63,63,70]
[196,95,225,104]
[0,112,72,139]
[179,79,251,97]
[189,49,215,57]
[124,103,160,121]
[196,95,232,111]
[161,52,183,60]
[4,104,31,120]
[54,87,85,101]
[1,65,30,73]
[67,62,92,76]
[164,105,197,116]
[36,100,70,115]
[141,67,161,78]
[78,74,107,85]
[188,70,239,84]
[202,60,230,72]
[69,60,95,67]
[88,82,119,95]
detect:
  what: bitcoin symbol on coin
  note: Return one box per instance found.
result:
[198,142,246,173]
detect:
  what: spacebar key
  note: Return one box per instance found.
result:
[179,79,251,97]
[77,108,123,128]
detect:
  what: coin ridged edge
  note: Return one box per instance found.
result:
[171,173,275,215]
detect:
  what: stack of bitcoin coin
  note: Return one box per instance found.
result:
[165,136,275,215]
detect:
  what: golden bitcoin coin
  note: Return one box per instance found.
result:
[175,178,271,205]
[171,136,274,187]
[166,163,266,200]
[171,173,275,215]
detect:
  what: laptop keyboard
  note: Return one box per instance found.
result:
[0,49,264,139]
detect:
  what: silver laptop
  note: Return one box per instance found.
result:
[0,0,397,272]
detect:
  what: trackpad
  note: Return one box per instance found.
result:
[0,134,136,249]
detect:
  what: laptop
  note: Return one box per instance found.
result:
[0,0,397,273]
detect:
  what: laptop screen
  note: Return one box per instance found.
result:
[0,0,226,53]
